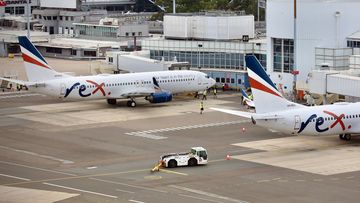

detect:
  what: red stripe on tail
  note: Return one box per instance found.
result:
[22,53,50,69]
[249,77,282,98]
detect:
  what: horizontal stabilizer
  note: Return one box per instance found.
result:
[254,114,284,120]
[0,77,27,85]
[0,77,43,87]
[210,107,254,119]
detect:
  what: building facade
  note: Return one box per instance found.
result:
[1,0,39,16]
[142,38,266,89]
[267,0,360,92]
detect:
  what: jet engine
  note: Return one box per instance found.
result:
[146,91,173,103]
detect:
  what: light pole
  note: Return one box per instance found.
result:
[292,0,297,101]
[173,0,176,14]
[26,0,30,38]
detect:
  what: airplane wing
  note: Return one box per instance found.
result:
[111,87,156,98]
[210,107,255,118]
[110,77,167,98]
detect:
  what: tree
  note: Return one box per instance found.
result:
[151,0,263,21]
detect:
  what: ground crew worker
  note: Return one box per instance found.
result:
[200,101,204,114]
[202,89,207,100]
[213,88,217,98]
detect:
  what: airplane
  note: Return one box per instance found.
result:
[240,88,255,108]
[0,36,215,107]
[212,55,360,141]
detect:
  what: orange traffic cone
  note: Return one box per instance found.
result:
[242,127,246,132]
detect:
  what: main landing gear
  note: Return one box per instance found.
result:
[126,98,136,107]
[107,98,136,107]
[339,134,351,141]
[107,98,117,105]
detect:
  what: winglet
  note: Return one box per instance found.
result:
[152,77,161,91]
[240,88,249,99]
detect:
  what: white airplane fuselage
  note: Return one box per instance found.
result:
[30,70,213,100]
[254,103,360,136]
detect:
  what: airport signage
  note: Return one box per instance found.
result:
[4,0,31,5]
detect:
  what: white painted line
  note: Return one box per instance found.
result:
[0,161,77,176]
[179,193,224,203]
[116,188,135,194]
[0,93,44,99]
[0,92,37,96]
[86,166,98,170]
[126,120,247,137]
[170,185,248,203]
[0,173,31,181]
[129,199,145,203]
[43,182,118,199]
[125,132,167,140]
[89,178,167,193]
[0,145,74,164]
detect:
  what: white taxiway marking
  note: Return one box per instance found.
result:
[0,145,74,164]
[43,182,118,199]
[0,173,31,181]
[0,161,77,176]
[125,132,167,140]
[0,93,44,99]
[90,178,167,193]
[170,185,248,203]
[129,200,145,203]
[126,120,247,139]
[116,188,135,194]
[178,194,224,203]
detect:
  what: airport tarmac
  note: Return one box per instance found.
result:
[0,91,359,203]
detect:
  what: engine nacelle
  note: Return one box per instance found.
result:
[146,91,173,103]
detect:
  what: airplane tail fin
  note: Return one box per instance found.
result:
[18,36,66,82]
[245,55,303,113]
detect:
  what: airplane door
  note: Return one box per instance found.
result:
[197,75,201,85]
[294,115,301,130]
[60,83,66,96]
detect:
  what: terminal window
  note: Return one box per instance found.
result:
[273,38,294,73]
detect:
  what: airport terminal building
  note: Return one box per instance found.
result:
[142,13,267,89]
[267,0,360,99]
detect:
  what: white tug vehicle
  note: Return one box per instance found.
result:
[152,147,208,171]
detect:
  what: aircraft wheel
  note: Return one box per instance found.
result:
[107,99,117,105]
[339,134,344,140]
[130,100,136,107]
[344,134,351,141]
[127,100,136,107]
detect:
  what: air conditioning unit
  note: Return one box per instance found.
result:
[242,35,249,42]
